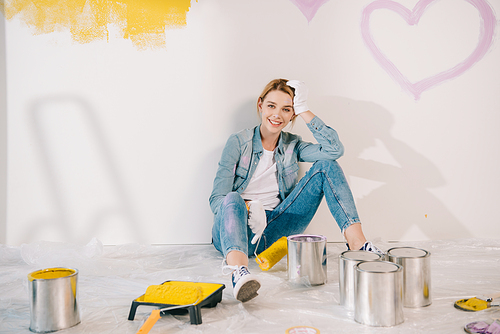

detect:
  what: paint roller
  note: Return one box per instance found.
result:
[454,292,500,312]
[137,284,203,334]
[255,236,288,271]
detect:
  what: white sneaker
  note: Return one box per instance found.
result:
[226,265,261,302]
[359,241,385,255]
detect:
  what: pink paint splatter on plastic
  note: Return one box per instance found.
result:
[289,0,330,23]
[361,0,496,100]
[466,320,500,334]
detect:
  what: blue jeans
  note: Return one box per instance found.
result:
[211,160,360,258]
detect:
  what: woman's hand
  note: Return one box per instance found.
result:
[287,80,309,115]
[247,200,267,244]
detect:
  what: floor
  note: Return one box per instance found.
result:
[1,238,499,333]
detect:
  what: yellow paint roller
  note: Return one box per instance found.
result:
[255,236,288,271]
[454,292,500,312]
[137,284,203,334]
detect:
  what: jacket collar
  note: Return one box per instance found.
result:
[253,125,284,155]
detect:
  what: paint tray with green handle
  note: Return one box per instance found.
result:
[128,281,225,325]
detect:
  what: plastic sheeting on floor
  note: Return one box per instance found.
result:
[1,238,499,333]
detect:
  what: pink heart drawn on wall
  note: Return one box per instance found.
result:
[289,0,330,23]
[361,0,496,100]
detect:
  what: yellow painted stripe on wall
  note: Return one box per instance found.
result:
[1,0,194,50]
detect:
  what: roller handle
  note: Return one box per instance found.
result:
[477,292,500,302]
[491,292,500,301]
[137,310,161,334]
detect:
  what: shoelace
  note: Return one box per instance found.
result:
[221,260,251,283]
[221,259,238,275]
[232,266,250,284]
[236,266,250,277]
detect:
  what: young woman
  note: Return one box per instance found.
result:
[210,79,382,302]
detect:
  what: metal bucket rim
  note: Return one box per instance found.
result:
[355,260,403,273]
[287,234,326,243]
[28,267,79,281]
[387,246,430,258]
[339,250,383,261]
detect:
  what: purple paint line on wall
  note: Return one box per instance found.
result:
[361,0,496,100]
[289,0,331,22]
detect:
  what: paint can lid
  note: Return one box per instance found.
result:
[286,326,320,334]
[388,247,429,258]
[356,261,401,273]
[340,250,382,261]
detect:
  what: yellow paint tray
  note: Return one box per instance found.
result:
[128,281,225,325]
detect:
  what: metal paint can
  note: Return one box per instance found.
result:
[387,247,431,307]
[28,268,81,333]
[339,250,383,310]
[287,234,327,285]
[354,261,404,327]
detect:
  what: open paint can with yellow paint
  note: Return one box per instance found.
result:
[28,268,81,333]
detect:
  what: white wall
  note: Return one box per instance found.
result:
[2,0,500,245]
[0,12,6,245]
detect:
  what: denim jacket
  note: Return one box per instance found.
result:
[209,116,344,215]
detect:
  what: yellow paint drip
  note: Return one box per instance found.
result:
[256,236,288,271]
[1,0,194,50]
[28,268,76,281]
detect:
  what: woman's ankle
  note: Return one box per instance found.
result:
[226,250,249,267]
[344,223,366,250]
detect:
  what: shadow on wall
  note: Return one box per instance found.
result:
[189,98,263,245]
[314,97,471,240]
[21,95,145,244]
[188,94,472,243]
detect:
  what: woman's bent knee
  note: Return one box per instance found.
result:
[224,192,245,206]
[312,160,341,172]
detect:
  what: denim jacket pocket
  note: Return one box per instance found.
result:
[233,165,249,190]
[282,163,299,191]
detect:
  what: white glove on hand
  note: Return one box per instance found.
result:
[247,200,267,244]
[287,80,309,115]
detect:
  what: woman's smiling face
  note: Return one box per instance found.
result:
[258,90,295,136]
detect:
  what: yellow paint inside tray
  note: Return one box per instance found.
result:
[138,281,222,306]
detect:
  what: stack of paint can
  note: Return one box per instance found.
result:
[339,246,431,327]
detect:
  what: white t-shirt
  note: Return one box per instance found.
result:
[240,148,280,210]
